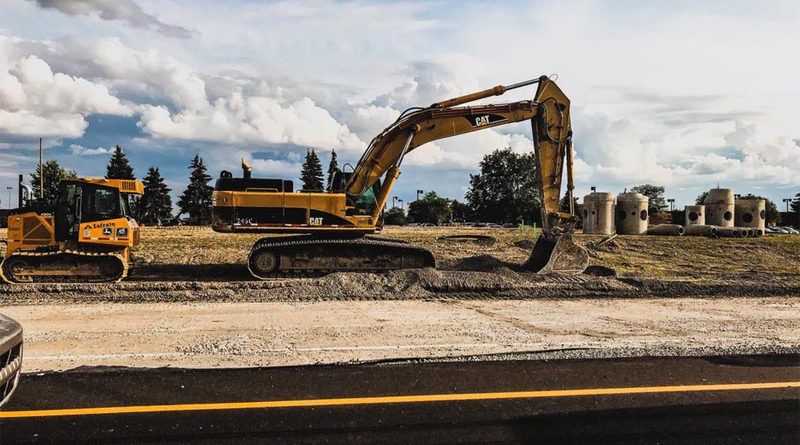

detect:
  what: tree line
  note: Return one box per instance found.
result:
[29,145,799,227]
[29,146,209,225]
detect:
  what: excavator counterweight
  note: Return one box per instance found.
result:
[212,75,588,278]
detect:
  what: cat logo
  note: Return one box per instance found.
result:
[474,115,491,127]
[309,217,324,226]
[467,113,506,128]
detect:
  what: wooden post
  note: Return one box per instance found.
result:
[39,137,43,199]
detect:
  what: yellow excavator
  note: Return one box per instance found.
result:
[212,75,589,278]
[1,178,143,283]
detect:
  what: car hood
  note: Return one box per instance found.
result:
[0,314,23,354]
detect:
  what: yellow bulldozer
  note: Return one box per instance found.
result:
[1,177,143,283]
[212,75,589,278]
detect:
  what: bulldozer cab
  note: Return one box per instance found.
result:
[55,180,127,242]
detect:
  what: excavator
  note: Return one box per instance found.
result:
[212,75,589,278]
[1,177,143,283]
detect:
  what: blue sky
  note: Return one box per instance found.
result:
[1,0,798,211]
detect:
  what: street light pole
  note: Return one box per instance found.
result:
[783,198,792,212]
[416,189,424,201]
[6,186,12,209]
[667,198,675,211]
[392,196,398,209]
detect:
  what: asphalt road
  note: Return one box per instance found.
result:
[0,355,798,444]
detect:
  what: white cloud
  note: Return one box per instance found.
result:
[0,53,130,138]
[138,92,363,151]
[28,0,192,38]
[69,143,112,155]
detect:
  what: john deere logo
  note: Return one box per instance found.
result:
[103,228,113,236]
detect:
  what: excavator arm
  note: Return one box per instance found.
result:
[345,75,588,273]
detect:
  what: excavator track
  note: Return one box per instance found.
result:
[0,249,128,284]
[247,235,435,279]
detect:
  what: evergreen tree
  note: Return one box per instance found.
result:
[300,148,324,191]
[140,167,173,225]
[178,155,213,224]
[105,145,135,179]
[30,160,76,209]
[326,149,340,191]
[792,192,800,214]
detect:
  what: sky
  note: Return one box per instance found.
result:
[0,0,798,211]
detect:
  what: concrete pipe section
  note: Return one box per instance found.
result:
[735,198,766,231]
[684,205,705,227]
[646,224,685,236]
[704,188,735,228]
[616,192,649,235]
[684,225,718,237]
[583,192,615,235]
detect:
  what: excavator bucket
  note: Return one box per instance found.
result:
[523,233,589,274]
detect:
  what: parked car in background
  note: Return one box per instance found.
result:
[0,314,23,407]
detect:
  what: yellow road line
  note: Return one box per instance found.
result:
[1,381,798,419]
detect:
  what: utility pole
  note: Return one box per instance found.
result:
[6,187,11,209]
[39,137,44,199]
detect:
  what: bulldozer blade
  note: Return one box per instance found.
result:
[523,233,589,274]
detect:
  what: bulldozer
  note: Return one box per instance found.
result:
[0,177,143,283]
[212,75,589,278]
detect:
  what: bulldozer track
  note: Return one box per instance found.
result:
[247,235,436,279]
[0,249,128,284]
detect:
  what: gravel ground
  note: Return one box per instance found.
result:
[2,226,798,371]
[4,297,798,372]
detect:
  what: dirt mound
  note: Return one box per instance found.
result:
[438,234,496,246]
[447,254,514,272]
[514,239,536,250]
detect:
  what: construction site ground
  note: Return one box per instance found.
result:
[1,226,798,372]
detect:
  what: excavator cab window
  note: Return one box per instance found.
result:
[350,180,381,215]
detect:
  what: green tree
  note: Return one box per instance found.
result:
[695,191,708,205]
[178,155,213,224]
[791,192,800,213]
[631,184,667,215]
[407,191,451,224]
[300,149,325,191]
[105,145,135,179]
[140,167,173,225]
[450,199,471,222]
[559,194,579,213]
[326,149,340,191]
[383,207,407,225]
[30,160,76,209]
[465,148,539,224]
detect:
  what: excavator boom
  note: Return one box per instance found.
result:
[345,75,588,274]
